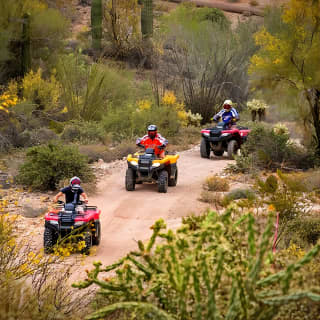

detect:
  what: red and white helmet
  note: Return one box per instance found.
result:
[70,176,81,190]
[223,99,233,109]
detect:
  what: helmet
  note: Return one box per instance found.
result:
[147,124,157,139]
[223,99,233,109]
[70,176,81,190]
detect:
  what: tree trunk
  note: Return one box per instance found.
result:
[21,13,31,76]
[251,110,257,122]
[306,88,320,154]
[91,0,102,56]
[258,109,265,122]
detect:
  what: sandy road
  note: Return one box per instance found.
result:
[78,146,232,271]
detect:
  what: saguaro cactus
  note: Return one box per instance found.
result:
[141,0,153,38]
[91,0,102,53]
[21,13,31,76]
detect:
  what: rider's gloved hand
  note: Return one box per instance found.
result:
[158,144,166,150]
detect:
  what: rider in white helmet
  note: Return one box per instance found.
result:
[54,176,88,204]
[213,99,240,124]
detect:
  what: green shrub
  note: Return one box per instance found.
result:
[232,123,319,172]
[74,210,320,320]
[78,144,108,163]
[283,217,320,248]
[61,121,106,144]
[203,175,230,192]
[17,143,94,190]
[103,105,181,142]
[19,128,58,147]
[223,188,256,206]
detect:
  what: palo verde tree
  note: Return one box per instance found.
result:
[249,0,320,153]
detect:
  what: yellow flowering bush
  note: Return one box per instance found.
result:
[0,82,19,114]
[137,99,152,111]
[22,68,61,110]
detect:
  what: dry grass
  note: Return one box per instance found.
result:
[199,191,224,209]
[203,175,230,192]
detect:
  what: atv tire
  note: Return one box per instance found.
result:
[92,220,101,245]
[200,138,210,158]
[44,227,57,253]
[227,140,238,159]
[82,231,92,255]
[125,168,136,191]
[168,167,178,187]
[158,170,168,193]
[213,150,224,156]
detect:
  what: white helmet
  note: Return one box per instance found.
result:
[223,99,233,109]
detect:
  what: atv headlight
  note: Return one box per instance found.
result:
[74,221,85,227]
[49,220,58,225]
[203,132,210,137]
[130,160,138,166]
[152,162,161,167]
[221,133,231,137]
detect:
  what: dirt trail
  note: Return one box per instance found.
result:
[74,146,232,276]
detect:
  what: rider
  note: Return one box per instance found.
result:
[136,124,168,159]
[213,99,239,127]
[54,176,88,204]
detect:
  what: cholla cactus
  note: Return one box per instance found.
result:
[186,110,203,127]
[247,99,269,122]
[74,209,320,320]
[273,122,290,136]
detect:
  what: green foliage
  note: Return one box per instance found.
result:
[19,127,59,147]
[61,121,106,144]
[223,188,256,206]
[56,54,135,121]
[103,0,140,57]
[256,170,311,248]
[231,123,318,172]
[158,5,258,122]
[250,0,320,151]
[284,217,320,248]
[74,210,320,319]
[17,143,94,190]
[141,0,153,38]
[91,0,102,52]
[0,0,69,81]
[103,104,181,142]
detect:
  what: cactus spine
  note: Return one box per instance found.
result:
[21,13,31,76]
[91,0,102,53]
[141,0,153,38]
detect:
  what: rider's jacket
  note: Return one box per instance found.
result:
[213,107,239,122]
[136,133,168,156]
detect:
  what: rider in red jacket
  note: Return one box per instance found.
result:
[136,125,168,158]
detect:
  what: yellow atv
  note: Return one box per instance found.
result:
[125,148,179,193]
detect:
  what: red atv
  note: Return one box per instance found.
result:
[44,200,101,254]
[200,120,250,159]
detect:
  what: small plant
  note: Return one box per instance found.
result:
[203,175,230,192]
[223,187,256,206]
[17,143,94,190]
[199,190,223,208]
